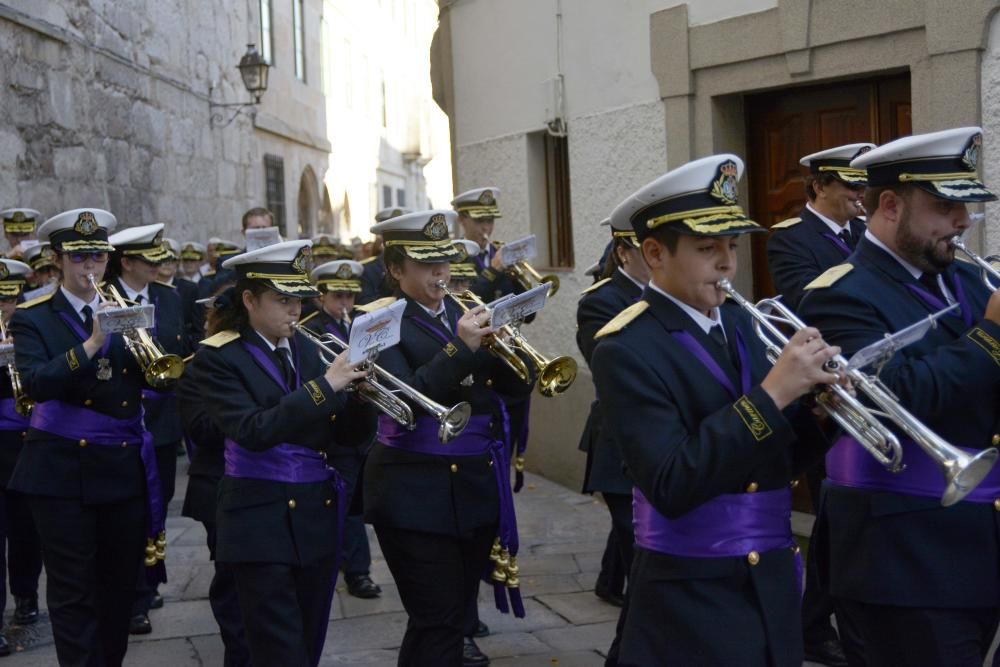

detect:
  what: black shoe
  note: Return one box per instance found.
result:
[594,585,625,608]
[13,596,38,625]
[462,637,490,666]
[473,620,489,638]
[0,634,9,657]
[129,613,152,635]
[148,594,164,610]
[804,639,848,667]
[346,574,381,599]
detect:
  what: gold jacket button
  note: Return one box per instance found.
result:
[84,399,93,406]
[122,368,128,375]
[747,550,760,566]
[450,464,458,473]
[121,401,128,408]
[994,499,1000,512]
[790,479,800,489]
[746,482,759,493]
[19,431,25,438]
[485,379,493,388]
[78,439,87,448]
[325,499,332,507]
[993,434,1000,447]
[288,499,297,509]
[330,414,337,422]
[121,442,128,448]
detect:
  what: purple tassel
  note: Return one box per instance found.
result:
[514,469,524,493]
[493,582,510,614]
[508,587,525,618]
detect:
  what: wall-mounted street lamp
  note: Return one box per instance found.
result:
[209,44,271,128]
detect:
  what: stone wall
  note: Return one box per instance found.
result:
[982,9,1000,255]
[0,0,328,242]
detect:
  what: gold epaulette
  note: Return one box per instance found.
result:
[580,277,611,295]
[770,217,802,230]
[297,311,319,326]
[17,292,54,309]
[595,300,649,339]
[200,330,240,348]
[356,297,396,313]
[804,264,853,290]
[153,280,176,289]
[360,256,377,265]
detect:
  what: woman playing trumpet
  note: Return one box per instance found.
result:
[363,210,534,667]
[186,240,375,667]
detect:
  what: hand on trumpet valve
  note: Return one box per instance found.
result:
[490,248,505,271]
[324,349,370,392]
[760,327,842,410]
[457,305,492,352]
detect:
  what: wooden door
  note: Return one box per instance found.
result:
[746,74,912,299]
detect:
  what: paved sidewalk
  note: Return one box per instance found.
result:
[3,461,621,666]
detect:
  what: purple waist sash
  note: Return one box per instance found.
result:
[0,398,28,431]
[223,438,348,666]
[633,487,795,558]
[141,389,174,402]
[826,435,1000,503]
[378,414,525,617]
[29,400,165,582]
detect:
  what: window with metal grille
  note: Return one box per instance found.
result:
[264,154,287,235]
[382,185,393,208]
[542,133,573,267]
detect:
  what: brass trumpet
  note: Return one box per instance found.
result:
[0,314,32,417]
[509,261,560,297]
[436,281,577,397]
[718,279,998,506]
[87,274,185,390]
[950,236,1000,292]
[293,323,471,443]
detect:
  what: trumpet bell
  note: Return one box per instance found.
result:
[439,402,473,443]
[145,354,185,390]
[541,275,560,297]
[538,356,577,397]
[942,447,999,507]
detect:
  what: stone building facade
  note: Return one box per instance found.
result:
[433,0,1000,489]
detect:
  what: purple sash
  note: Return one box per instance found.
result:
[224,438,347,666]
[379,414,525,617]
[57,311,112,358]
[670,327,751,400]
[633,487,802,592]
[408,312,457,346]
[826,434,1000,503]
[30,400,165,582]
[0,398,28,431]
[821,232,853,257]
[904,273,974,328]
[241,340,301,391]
[324,321,348,343]
[141,389,173,401]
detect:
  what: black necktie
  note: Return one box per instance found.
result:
[276,347,294,387]
[838,228,854,250]
[136,294,145,304]
[708,324,733,364]
[918,272,946,303]
[81,305,94,333]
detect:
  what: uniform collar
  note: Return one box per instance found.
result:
[806,202,849,235]
[118,279,150,303]
[646,281,723,336]
[253,330,292,353]
[617,267,647,291]
[863,229,922,279]
[59,285,100,319]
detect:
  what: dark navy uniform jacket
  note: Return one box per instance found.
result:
[798,236,1000,608]
[0,368,27,488]
[174,277,204,344]
[178,361,224,524]
[469,242,525,304]
[111,278,190,448]
[592,287,833,667]
[192,327,376,565]
[766,206,866,309]
[9,289,147,503]
[575,269,642,495]
[358,255,389,305]
[363,297,534,537]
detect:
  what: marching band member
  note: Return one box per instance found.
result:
[179,281,250,667]
[592,156,843,666]
[188,240,374,666]
[0,260,42,649]
[178,242,208,285]
[767,143,874,310]
[448,240,481,294]
[452,187,516,303]
[105,223,190,634]
[300,258,382,600]
[23,243,61,293]
[0,209,39,260]
[363,210,534,667]
[767,142,875,667]
[576,213,647,628]
[798,127,1000,666]
[10,208,166,666]
[359,207,411,305]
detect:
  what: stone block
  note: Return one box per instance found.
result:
[53,146,89,180]
[217,161,237,197]
[126,599,219,642]
[46,70,78,130]
[323,611,408,654]
[123,637,201,665]
[338,583,404,618]
[536,592,621,626]
[492,651,606,666]
[476,630,551,659]
[532,620,618,653]
[477,598,568,635]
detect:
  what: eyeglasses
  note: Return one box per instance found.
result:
[66,252,108,264]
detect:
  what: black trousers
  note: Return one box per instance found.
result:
[134,442,178,615]
[342,514,373,578]
[30,493,146,667]
[0,488,42,617]
[203,521,251,667]
[841,600,999,667]
[232,557,338,667]
[377,524,496,667]
[602,492,634,666]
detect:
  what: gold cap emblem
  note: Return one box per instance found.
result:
[74,211,99,236]
[423,214,449,241]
